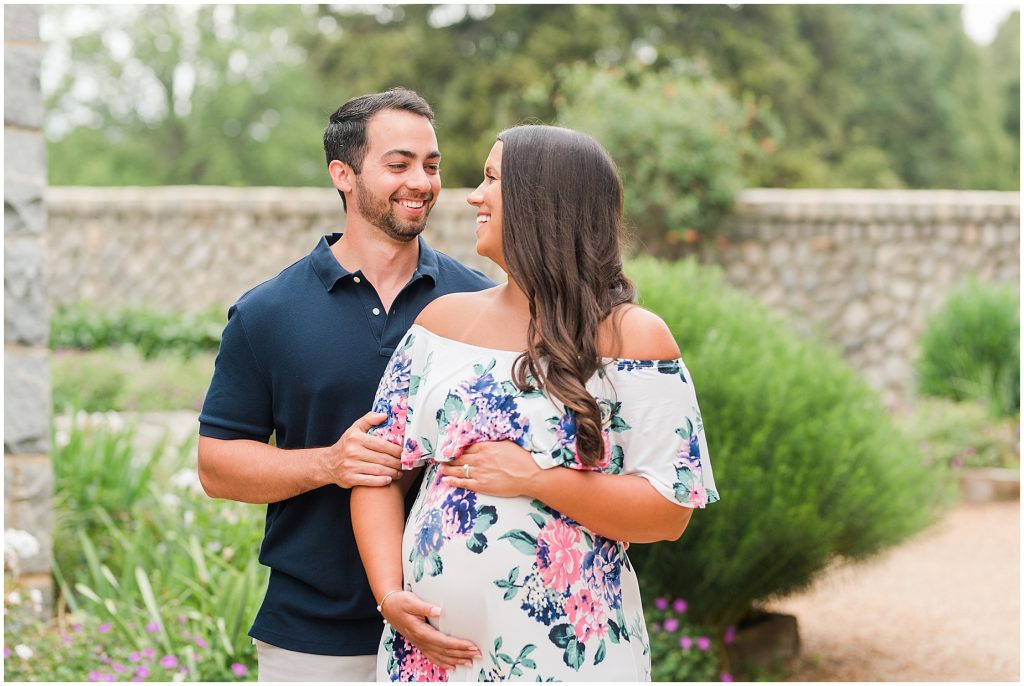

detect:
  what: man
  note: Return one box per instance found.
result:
[198,88,493,681]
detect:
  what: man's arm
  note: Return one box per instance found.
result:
[198,411,403,504]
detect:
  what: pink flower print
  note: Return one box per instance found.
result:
[565,588,608,643]
[673,598,688,614]
[536,519,583,593]
[401,438,426,469]
[654,597,669,610]
[688,483,707,509]
[400,646,448,682]
[697,636,711,651]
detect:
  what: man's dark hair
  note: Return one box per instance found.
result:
[323,88,435,211]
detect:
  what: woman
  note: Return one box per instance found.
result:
[351,125,718,681]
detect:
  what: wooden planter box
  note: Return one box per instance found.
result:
[958,468,1020,503]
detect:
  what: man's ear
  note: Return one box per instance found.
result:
[328,159,354,194]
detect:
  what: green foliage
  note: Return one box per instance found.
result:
[51,348,215,412]
[43,5,1018,192]
[895,398,1020,471]
[31,418,268,680]
[645,597,727,681]
[916,278,1020,417]
[550,61,777,246]
[624,257,951,626]
[50,302,223,359]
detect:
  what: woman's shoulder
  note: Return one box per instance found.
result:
[599,304,681,360]
[413,287,501,339]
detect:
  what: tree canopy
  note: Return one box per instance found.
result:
[43,4,1019,191]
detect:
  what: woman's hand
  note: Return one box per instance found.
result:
[380,591,481,670]
[440,441,541,497]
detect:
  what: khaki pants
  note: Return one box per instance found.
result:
[255,640,376,682]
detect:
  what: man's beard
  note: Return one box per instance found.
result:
[353,175,432,243]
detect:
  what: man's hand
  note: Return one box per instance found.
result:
[439,441,541,497]
[321,411,403,488]
[381,591,481,670]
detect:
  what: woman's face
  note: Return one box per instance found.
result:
[467,141,504,268]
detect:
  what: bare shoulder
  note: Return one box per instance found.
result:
[600,304,681,360]
[414,288,499,337]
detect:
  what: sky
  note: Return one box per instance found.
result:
[961,2,1019,44]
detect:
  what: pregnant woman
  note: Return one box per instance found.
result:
[351,124,718,681]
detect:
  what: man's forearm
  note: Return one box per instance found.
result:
[198,435,328,504]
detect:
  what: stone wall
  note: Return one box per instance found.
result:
[4,4,53,606]
[46,186,1019,401]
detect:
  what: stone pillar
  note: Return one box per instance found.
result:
[4,4,53,609]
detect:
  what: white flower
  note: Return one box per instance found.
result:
[7,591,22,606]
[104,411,125,432]
[55,430,70,448]
[183,510,195,528]
[170,469,204,494]
[221,546,235,561]
[14,644,33,660]
[29,588,43,608]
[161,492,181,509]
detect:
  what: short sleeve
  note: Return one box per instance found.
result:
[368,329,434,470]
[198,305,274,442]
[608,360,719,509]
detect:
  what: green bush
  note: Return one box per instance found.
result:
[625,257,951,626]
[551,61,779,248]
[52,348,215,413]
[895,398,1019,471]
[646,596,728,682]
[51,302,224,359]
[4,418,268,681]
[916,278,1020,417]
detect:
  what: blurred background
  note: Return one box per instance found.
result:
[4,3,1019,682]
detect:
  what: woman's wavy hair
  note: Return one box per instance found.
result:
[497,125,637,467]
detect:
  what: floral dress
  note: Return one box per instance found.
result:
[368,325,719,682]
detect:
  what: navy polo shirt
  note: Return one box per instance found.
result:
[199,232,494,656]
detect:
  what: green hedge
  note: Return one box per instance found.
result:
[626,257,950,626]
[916,278,1019,418]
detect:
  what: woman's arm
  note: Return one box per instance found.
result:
[351,473,481,669]
[439,442,693,543]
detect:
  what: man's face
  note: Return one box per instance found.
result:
[349,109,441,243]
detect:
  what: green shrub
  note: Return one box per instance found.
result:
[625,257,951,626]
[12,418,268,681]
[52,348,215,412]
[895,398,1019,471]
[916,278,1020,417]
[551,61,779,247]
[51,302,225,359]
[646,596,728,682]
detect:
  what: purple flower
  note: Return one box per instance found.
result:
[141,647,155,659]
[951,457,963,469]
[679,635,692,650]
[721,672,734,682]
[62,635,72,644]
[99,655,112,664]
[3,648,10,658]
[697,636,711,651]
[724,624,736,645]
[663,617,680,632]
[231,663,248,677]
[194,636,209,649]
[145,622,160,633]
[100,674,115,682]
[71,623,83,632]
[177,615,187,625]
[673,598,688,613]
[129,651,142,663]
[112,663,125,674]
[97,623,112,634]
[654,597,669,610]
[135,666,150,678]
[87,671,101,682]
[159,655,178,669]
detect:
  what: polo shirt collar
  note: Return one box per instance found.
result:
[312,232,439,291]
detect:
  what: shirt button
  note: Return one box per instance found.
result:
[372,307,381,316]
[353,276,361,283]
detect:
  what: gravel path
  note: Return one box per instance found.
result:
[767,500,1020,681]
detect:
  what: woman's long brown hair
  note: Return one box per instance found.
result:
[497,125,637,467]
